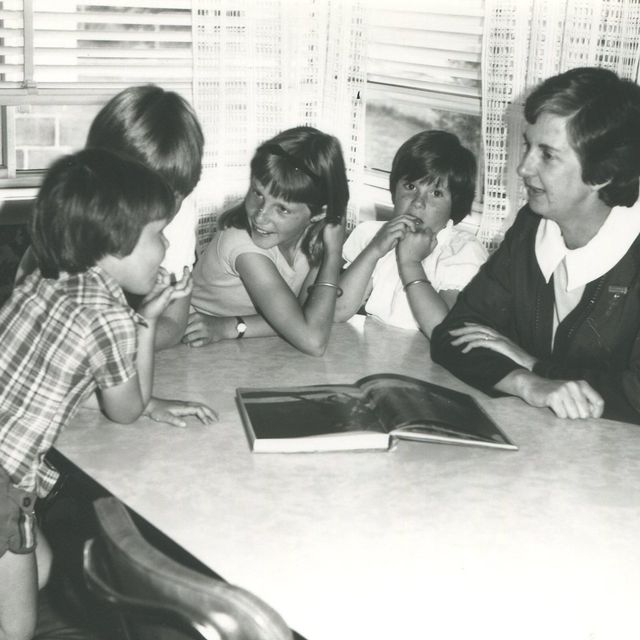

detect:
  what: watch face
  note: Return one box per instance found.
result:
[236,317,247,337]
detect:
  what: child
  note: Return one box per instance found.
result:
[0,149,216,639]
[338,130,488,337]
[17,84,205,350]
[184,126,349,356]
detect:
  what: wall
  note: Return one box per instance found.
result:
[14,104,99,171]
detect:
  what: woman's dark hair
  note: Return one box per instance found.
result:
[31,148,175,279]
[389,130,476,223]
[87,85,204,201]
[524,66,640,207]
[221,126,349,265]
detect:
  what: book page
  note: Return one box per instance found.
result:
[240,385,387,440]
[358,374,510,444]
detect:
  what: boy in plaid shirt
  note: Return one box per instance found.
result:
[0,148,216,639]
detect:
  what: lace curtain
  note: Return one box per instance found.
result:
[479,0,640,249]
[191,0,366,251]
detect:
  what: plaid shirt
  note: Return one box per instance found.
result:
[0,266,143,496]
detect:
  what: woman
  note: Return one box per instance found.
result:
[431,67,640,423]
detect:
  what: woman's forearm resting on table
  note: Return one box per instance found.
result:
[496,369,605,420]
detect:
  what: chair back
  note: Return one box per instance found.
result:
[83,496,293,640]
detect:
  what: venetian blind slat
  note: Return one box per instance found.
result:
[1,0,192,89]
[367,3,483,98]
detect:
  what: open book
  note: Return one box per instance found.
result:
[237,373,517,453]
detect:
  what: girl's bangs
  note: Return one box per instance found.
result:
[252,155,323,207]
[406,170,448,189]
[401,148,451,188]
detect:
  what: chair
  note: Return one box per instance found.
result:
[83,496,293,640]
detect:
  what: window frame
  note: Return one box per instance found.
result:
[0,0,193,191]
[362,82,484,225]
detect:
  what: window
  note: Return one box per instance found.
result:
[0,1,485,204]
[364,1,484,208]
[0,0,192,187]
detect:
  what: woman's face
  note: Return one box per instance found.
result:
[245,178,317,250]
[393,175,452,234]
[517,112,603,226]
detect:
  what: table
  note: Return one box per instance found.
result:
[56,316,640,640]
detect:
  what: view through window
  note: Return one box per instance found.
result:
[364,0,484,196]
[0,1,484,190]
[0,0,192,183]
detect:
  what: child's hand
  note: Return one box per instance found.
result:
[169,266,193,295]
[370,214,422,258]
[139,267,193,321]
[182,311,228,347]
[322,216,347,256]
[396,228,437,265]
[143,396,218,428]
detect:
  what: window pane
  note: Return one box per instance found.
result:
[0,1,194,184]
[14,103,101,170]
[365,93,482,173]
[32,3,192,85]
[367,1,483,97]
[0,1,193,89]
[364,0,484,197]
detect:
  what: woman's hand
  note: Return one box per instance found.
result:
[396,227,437,265]
[144,397,218,428]
[370,214,423,259]
[139,267,193,321]
[449,322,537,371]
[503,371,604,419]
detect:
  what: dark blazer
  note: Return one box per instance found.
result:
[431,205,640,424]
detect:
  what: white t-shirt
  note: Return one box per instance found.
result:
[342,220,488,330]
[162,193,198,277]
[191,226,310,317]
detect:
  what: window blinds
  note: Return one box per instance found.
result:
[367,2,484,100]
[0,0,192,96]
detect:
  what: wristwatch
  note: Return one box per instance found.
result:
[235,316,247,339]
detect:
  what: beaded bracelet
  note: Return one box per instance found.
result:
[308,281,344,297]
[403,278,430,291]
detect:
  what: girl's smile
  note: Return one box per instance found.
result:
[250,223,274,237]
[245,178,320,251]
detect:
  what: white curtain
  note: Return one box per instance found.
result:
[191,0,367,251]
[479,0,640,249]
